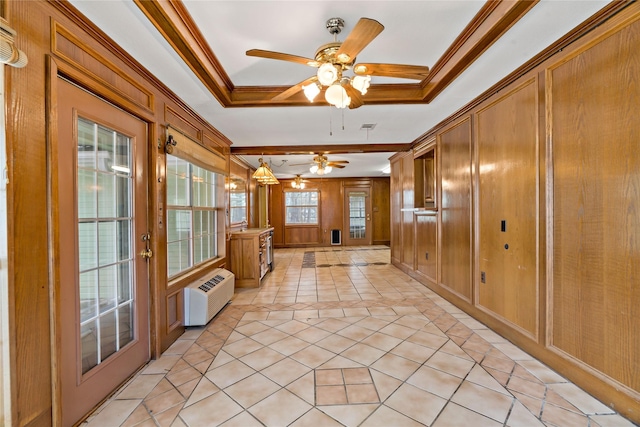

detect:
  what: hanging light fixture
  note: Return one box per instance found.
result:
[252,158,279,185]
[310,160,332,176]
[291,175,306,189]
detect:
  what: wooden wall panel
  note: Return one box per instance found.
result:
[439,119,472,300]
[476,80,539,337]
[390,155,403,264]
[269,184,284,245]
[285,227,321,245]
[372,178,391,245]
[401,154,415,270]
[6,2,54,424]
[321,180,343,245]
[550,19,640,391]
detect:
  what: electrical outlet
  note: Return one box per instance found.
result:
[481,271,486,283]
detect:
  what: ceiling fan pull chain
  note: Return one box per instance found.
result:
[329,105,333,136]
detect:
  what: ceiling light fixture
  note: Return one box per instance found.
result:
[252,157,279,185]
[310,163,332,175]
[291,175,306,189]
[324,83,351,109]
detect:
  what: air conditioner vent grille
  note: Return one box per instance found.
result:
[199,274,226,292]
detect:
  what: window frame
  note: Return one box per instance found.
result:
[284,189,320,225]
[166,154,221,279]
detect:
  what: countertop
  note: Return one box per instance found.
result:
[230,227,274,236]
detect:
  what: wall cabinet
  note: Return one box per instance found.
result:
[230,228,274,288]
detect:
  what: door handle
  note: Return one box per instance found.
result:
[140,248,153,259]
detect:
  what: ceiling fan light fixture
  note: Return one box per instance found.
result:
[351,75,371,95]
[302,82,321,102]
[310,165,319,174]
[325,84,350,108]
[324,166,332,174]
[317,63,339,86]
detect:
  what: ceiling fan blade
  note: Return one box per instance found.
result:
[328,160,349,164]
[335,18,384,63]
[272,76,318,101]
[344,85,364,109]
[353,63,430,80]
[246,49,319,67]
[328,163,346,169]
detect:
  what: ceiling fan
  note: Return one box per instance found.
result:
[246,17,430,109]
[290,174,311,189]
[290,154,349,175]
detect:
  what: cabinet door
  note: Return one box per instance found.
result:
[231,237,258,281]
[415,213,437,283]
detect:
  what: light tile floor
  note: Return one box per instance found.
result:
[84,247,637,426]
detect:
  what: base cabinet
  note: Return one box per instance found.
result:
[230,228,274,288]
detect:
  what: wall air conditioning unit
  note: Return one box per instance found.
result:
[184,268,235,326]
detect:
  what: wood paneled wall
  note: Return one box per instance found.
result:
[269,177,390,247]
[439,118,473,301]
[390,4,640,423]
[476,80,539,337]
[550,16,640,393]
[4,2,232,424]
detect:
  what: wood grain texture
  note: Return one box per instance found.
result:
[550,17,640,391]
[476,80,538,337]
[439,119,473,301]
[372,178,391,245]
[7,2,55,424]
[390,155,404,264]
[415,213,438,283]
[401,153,415,270]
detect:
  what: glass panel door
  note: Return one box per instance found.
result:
[343,187,372,246]
[58,78,149,426]
[349,192,367,239]
[77,118,135,374]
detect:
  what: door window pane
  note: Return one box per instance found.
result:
[349,192,366,239]
[77,118,135,375]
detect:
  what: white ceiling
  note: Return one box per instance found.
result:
[68,0,610,178]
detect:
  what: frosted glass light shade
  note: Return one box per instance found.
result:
[325,84,350,109]
[317,63,339,86]
[302,83,320,102]
[351,75,371,95]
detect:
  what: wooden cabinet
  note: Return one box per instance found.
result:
[230,228,274,288]
[415,211,437,284]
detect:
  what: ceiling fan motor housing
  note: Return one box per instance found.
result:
[326,18,345,35]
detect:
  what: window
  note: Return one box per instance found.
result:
[166,154,220,277]
[285,190,319,224]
